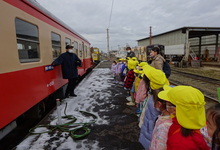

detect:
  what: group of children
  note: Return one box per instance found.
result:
[111,58,127,85]
[111,56,220,150]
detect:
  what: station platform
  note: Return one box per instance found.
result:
[15,61,143,150]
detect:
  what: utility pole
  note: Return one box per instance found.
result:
[118,45,120,50]
[107,28,110,55]
[150,26,152,45]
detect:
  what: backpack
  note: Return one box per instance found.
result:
[163,61,171,78]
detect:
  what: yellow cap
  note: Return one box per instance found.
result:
[127,59,137,70]
[138,62,148,67]
[157,85,172,101]
[132,57,137,60]
[133,69,139,73]
[158,85,206,129]
[143,65,170,90]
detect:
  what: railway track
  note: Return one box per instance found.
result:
[172,70,220,86]
[169,68,219,109]
[170,67,219,98]
[171,80,218,108]
[205,95,219,108]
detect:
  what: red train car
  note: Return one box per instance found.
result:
[0,0,93,139]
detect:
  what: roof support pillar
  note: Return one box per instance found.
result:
[198,37,202,59]
[215,34,219,59]
[184,28,189,61]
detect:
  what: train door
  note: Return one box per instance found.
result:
[82,42,86,71]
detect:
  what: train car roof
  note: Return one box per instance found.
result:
[27,0,90,44]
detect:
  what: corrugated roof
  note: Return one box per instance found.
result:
[137,26,220,41]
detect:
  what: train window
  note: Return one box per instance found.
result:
[15,18,40,63]
[85,46,88,57]
[87,46,90,57]
[79,43,82,57]
[51,32,61,58]
[65,38,71,46]
[73,41,78,55]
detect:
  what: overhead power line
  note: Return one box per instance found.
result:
[107,0,114,29]
[107,0,114,55]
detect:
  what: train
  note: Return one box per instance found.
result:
[91,47,100,64]
[0,0,93,139]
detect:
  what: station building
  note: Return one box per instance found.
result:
[137,27,220,62]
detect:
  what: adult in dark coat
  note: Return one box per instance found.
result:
[126,47,135,58]
[52,45,82,98]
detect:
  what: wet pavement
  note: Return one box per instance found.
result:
[15,61,143,150]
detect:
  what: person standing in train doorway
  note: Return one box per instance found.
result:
[150,47,165,70]
[126,47,135,58]
[52,45,82,98]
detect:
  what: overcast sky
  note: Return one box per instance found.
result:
[36,0,220,52]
